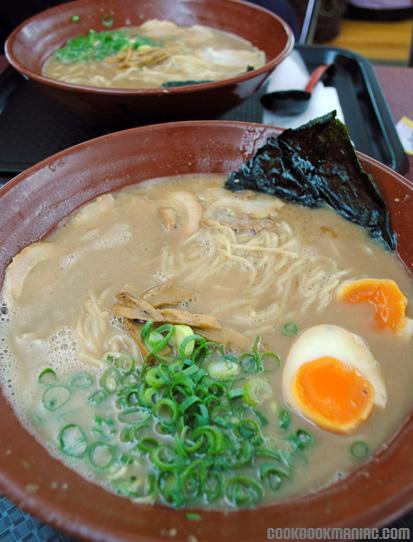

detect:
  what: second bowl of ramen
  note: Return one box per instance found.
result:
[5,0,293,124]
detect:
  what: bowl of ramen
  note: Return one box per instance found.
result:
[1,116,413,541]
[5,0,293,125]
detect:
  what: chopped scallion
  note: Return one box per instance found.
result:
[38,368,57,385]
[42,385,71,411]
[350,441,369,460]
[88,441,117,470]
[243,377,272,407]
[58,424,88,458]
[68,371,93,389]
[281,322,298,337]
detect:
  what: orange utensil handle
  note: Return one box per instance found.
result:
[305,64,332,93]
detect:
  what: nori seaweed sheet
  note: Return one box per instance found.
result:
[225,111,396,251]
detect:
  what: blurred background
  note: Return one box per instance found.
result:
[1,0,412,65]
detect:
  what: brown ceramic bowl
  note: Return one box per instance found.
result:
[5,0,293,125]
[1,121,413,541]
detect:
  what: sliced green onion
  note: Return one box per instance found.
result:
[243,377,272,407]
[147,331,164,348]
[229,440,254,468]
[255,447,291,475]
[184,402,209,428]
[121,372,140,387]
[88,389,108,405]
[155,398,179,422]
[58,424,88,458]
[239,354,258,373]
[99,367,121,393]
[158,471,183,507]
[227,387,244,400]
[262,351,281,371]
[119,453,134,466]
[71,15,80,23]
[225,476,263,506]
[288,429,314,451]
[281,322,298,336]
[235,419,263,445]
[145,324,174,354]
[178,426,203,454]
[171,325,195,357]
[239,337,264,373]
[111,353,135,373]
[42,385,71,411]
[179,395,200,414]
[155,420,175,436]
[88,441,117,470]
[168,383,194,404]
[193,367,208,384]
[253,408,269,427]
[124,388,140,407]
[150,445,181,471]
[180,462,202,500]
[120,427,133,443]
[208,359,240,380]
[118,408,150,425]
[351,441,369,460]
[278,408,292,430]
[140,320,154,340]
[101,15,114,28]
[252,336,264,372]
[142,386,158,406]
[55,29,158,64]
[205,379,225,397]
[42,322,316,508]
[113,473,154,499]
[38,368,57,385]
[202,468,223,503]
[136,436,159,454]
[182,363,198,376]
[191,426,225,455]
[68,371,93,389]
[186,512,202,521]
[259,463,285,491]
[145,366,170,389]
[94,416,111,428]
[92,415,116,441]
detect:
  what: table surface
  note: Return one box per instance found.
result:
[0,56,412,541]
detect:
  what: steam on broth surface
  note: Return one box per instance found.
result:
[42,20,266,89]
[1,174,413,508]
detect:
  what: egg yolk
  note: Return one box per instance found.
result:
[292,356,375,434]
[337,279,407,333]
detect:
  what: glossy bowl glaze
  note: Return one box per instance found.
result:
[5,0,293,125]
[1,121,413,541]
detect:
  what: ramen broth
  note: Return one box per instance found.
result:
[42,20,266,89]
[1,174,413,506]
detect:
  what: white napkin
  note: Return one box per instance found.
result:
[262,51,346,129]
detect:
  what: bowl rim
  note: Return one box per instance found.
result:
[1,120,413,541]
[4,0,294,96]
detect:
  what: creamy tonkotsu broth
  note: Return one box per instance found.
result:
[1,174,413,508]
[42,20,266,89]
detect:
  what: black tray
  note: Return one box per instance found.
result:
[0,44,408,184]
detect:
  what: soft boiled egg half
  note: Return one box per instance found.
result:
[336,278,413,341]
[282,325,387,434]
